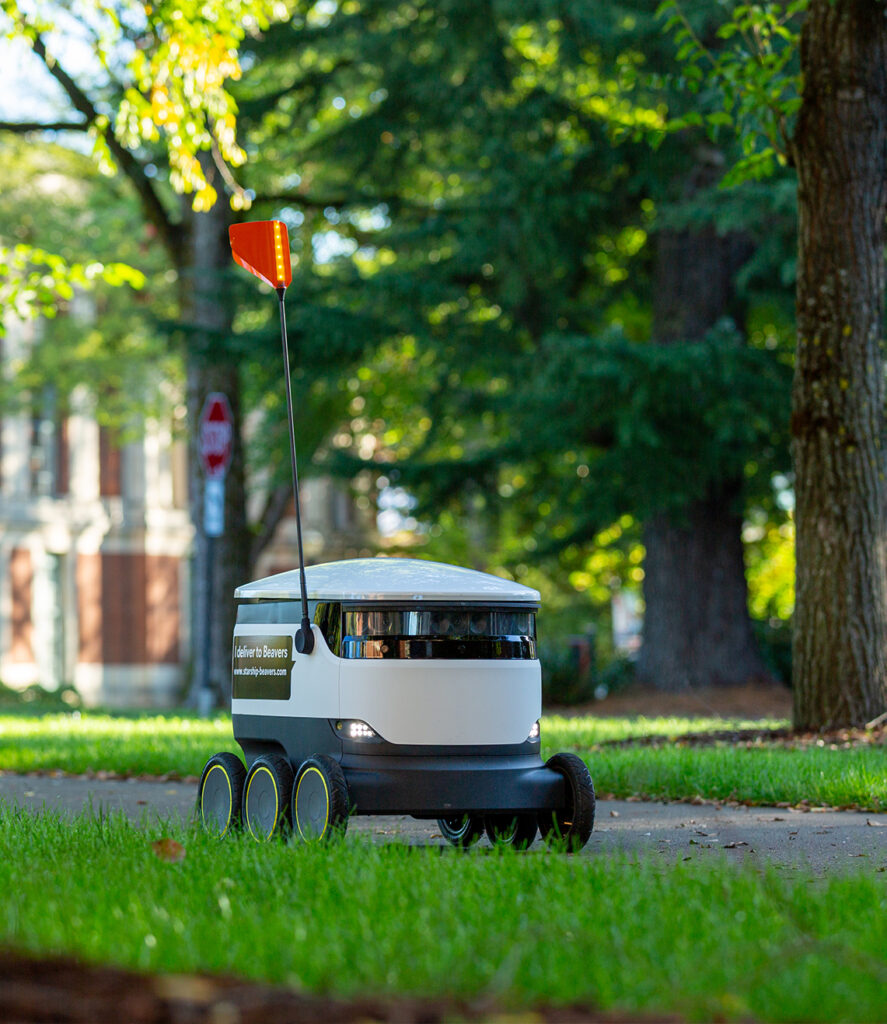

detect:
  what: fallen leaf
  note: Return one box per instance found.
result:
[609,810,620,818]
[151,839,185,863]
[724,841,748,849]
[153,976,216,1003]
[866,819,887,827]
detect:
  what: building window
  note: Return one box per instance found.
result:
[99,426,123,497]
[27,390,69,497]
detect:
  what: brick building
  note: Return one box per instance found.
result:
[1,317,374,708]
[0,317,193,705]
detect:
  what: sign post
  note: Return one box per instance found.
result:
[197,393,234,715]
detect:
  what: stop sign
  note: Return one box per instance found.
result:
[198,393,234,478]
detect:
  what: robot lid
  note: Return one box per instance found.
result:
[235,557,540,605]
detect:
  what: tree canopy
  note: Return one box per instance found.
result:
[2,0,815,704]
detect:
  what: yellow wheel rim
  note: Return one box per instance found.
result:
[245,765,280,842]
[200,764,233,838]
[295,766,330,842]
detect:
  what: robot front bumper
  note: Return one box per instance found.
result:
[340,750,569,817]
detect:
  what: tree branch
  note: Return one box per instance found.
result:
[249,483,293,569]
[0,120,90,133]
[28,32,183,257]
[253,191,506,217]
[253,191,401,210]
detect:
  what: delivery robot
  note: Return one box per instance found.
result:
[198,556,595,850]
[196,221,595,850]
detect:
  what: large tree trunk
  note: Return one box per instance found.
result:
[640,484,770,690]
[181,185,251,707]
[791,0,887,728]
[637,150,771,691]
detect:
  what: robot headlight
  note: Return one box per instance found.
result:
[337,719,379,741]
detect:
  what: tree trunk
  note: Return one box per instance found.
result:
[637,149,771,691]
[181,186,251,707]
[791,0,887,728]
[640,483,770,689]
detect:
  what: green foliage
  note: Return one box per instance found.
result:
[525,324,791,524]
[0,243,144,326]
[656,0,806,185]
[0,680,80,711]
[1,0,802,643]
[1,0,291,210]
[243,0,797,625]
[745,509,795,622]
[539,641,597,705]
[0,138,179,424]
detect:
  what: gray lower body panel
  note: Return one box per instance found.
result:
[233,713,566,817]
[341,753,567,816]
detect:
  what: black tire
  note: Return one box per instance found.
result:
[538,752,595,853]
[197,752,245,839]
[292,754,350,843]
[484,813,537,850]
[437,815,485,848]
[242,754,294,842]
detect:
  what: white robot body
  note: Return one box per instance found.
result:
[232,625,541,747]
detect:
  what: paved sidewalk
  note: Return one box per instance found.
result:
[1,772,885,871]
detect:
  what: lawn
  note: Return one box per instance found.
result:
[1,709,884,810]
[0,711,235,777]
[0,808,885,1023]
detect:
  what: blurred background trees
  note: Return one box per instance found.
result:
[241,0,795,693]
[1,0,837,718]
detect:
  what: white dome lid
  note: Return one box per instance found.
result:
[235,557,540,604]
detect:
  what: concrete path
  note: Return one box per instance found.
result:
[2,772,886,872]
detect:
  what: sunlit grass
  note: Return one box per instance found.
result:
[0,808,885,1022]
[583,744,886,810]
[543,713,790,746]
[1,710,884,810]
[543,716,886,811]
[0,712,237,777]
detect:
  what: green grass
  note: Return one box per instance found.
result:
[0,711,237,777]
[0,808,885,1022]
[1,710,885,810]
[543,713,790,745]
[544,716,887,811]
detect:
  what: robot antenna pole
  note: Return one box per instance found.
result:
[277,286,314,655]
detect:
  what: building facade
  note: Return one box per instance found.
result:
[0,316,193,705]
[1,318,375,708]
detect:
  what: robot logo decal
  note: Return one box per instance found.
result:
[233,635,294,701]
